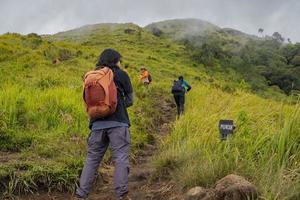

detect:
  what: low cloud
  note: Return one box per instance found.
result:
[0,0,299,41]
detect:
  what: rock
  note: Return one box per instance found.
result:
[186,187,207,200]
[186,187,216,200]
[215,174,259,200]
[124,29,136,34]
[52,58,61,64]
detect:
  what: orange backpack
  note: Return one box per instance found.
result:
[83,67,117,119]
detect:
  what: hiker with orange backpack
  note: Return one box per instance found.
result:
[76,49,133,200]
[139,67,152,86]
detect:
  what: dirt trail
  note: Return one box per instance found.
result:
[18,98,184,200]
[0,152,20,164]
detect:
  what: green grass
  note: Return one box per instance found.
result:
[0,23,299,200]
[0,26,204,196]
[154,85,300,200]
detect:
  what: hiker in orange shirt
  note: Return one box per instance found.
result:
[139,67,152,86]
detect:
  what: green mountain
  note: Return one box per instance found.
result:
[146,19,300,96]
[0,20,299,200]
[145,18,220,39]
[145,18,258,44]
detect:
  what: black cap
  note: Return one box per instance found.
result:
[96,49,122,69]
[179,76,183,80]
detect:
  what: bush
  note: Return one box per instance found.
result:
[58,48,73,61]
[291,55,300,66]
[150,27,163,37]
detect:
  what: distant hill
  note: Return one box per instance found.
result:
[48,23,142,42]
[49,19,258,47]
[145,18,259,45]
[145,19,219,40]
[221,27,259,42]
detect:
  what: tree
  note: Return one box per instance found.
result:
[272,32,285,43]
[291,55,300,66]
[258,28,264,37]
[150,27,163,37]
[280,43,300,65]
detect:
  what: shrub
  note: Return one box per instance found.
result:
[291,55,300,66]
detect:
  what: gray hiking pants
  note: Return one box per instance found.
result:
[76,127,130,198]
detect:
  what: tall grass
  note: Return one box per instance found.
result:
[1,25,297,198]
[155,85,300,200]
[0,29,202,196]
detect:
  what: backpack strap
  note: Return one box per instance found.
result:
[110,66,126,97]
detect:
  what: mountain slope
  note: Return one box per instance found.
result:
[145,18,258,44]
[0,21,299,200]
[145,18,220,40]
[0,23,207,197]
[145,18,300,97]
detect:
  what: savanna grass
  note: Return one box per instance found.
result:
[155,85,300,200]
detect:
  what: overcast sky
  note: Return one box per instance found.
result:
[0,0,299,42]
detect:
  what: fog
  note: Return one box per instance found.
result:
[0,0,299,41]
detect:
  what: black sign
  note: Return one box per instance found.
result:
[219,120,234,140]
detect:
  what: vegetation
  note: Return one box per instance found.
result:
[147,19,300,97]
[155,85,300,200]
[0,24,204,197]
[0,20,299,200]
[187,36,300,95]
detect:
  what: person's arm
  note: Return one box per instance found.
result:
[184,80,192,92]
[125,93,134,107]
[121,71,134,107]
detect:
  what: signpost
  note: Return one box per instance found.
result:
[219,120,235,140]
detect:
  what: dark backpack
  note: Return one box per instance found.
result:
[172,80,185,94]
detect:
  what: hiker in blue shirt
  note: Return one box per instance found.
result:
[171,76,192,116]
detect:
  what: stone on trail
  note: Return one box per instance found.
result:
[186,186,215,200]
[185,174,258,200]
[214,174,259,200]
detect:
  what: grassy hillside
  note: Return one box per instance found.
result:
[154,85,300,199]
[0,21,299,200]
[0,24,207,196]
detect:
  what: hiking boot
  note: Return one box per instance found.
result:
[119,193,132,200]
